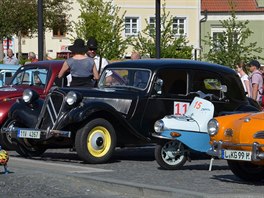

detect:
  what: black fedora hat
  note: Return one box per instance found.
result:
[87,37,98,50]
[68,39,88,54]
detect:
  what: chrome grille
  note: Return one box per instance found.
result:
[38,91,64,130]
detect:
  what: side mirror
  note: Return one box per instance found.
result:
[220,85,227,93]
[154,78,163,94]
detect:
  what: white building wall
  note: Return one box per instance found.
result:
[10,0,200,60]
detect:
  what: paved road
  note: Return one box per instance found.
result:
[1,147,264,198]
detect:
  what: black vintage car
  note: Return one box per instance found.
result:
[2,59,260,163]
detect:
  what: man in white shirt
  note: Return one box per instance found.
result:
[86,38,109,75]
[3,49,19,65]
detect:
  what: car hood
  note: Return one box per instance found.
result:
[0,85,43,100]
[63,87,142,99]
[245,112,264,120]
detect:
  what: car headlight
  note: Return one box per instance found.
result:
[208,119,219,136]
[154,120,164,133]
[22,89,39,103]
[65,91,82,106]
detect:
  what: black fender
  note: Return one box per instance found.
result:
[246,97,262,111]
[8,98,44,128]
[57,101,150,142]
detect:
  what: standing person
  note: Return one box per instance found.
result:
[58,38,99,87]
[3,49,19,65]
[248,60,263,104]
[235,61,250,97]
[86,37,109,75]
[28,52,38,63]
[131,51,141,60]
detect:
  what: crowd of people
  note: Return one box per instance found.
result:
[3,38,264,107]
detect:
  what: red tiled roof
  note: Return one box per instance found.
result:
[202,0,264,12]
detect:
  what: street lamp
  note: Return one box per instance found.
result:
[38,0,43,61]
[155,0,161,59]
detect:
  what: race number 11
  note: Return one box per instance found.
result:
[174,102,190,115]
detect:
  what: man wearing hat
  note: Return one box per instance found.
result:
[58,38,99,87]
[86,37,109,75]
[248,60,263,104]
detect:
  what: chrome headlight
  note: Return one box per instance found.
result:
[208,119,219,136]
[65,91,82,106]
[154,120,164,133]
[22,89,39,103]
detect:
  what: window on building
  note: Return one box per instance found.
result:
[172,17,187,36]
[212,32,224,50]
[149,17,155,36]
[125,17,139,36]
[53,15,66,37]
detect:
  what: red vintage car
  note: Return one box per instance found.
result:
[0,60,67,150]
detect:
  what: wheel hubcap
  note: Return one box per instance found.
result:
[87,126,111,157]
[161,141,185,165]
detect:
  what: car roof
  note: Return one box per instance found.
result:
[19,60,64,72]
[0,64,20,70]
[106,59,235,75]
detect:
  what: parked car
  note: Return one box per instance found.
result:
[1,59,260,163]
[207,112,264,182]
[0,64,20,87]
[0,60,67,150]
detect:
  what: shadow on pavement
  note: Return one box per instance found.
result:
[211,174,264,185]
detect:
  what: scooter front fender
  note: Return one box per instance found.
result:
[156,130,210,153]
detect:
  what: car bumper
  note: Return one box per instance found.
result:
[207,140,264,161]
[1,127,71,140]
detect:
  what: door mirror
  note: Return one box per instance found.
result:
[220,85,227,93]
[154,78,163,94]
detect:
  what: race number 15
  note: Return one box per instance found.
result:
[174,102,190,115]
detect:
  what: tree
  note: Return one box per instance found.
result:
[75,0,130,60]
[131,5,193,59]
[202,3,263,68]
[0,0,72,62]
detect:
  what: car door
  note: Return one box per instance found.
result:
[189,69,230,116]
[140,68,194,137]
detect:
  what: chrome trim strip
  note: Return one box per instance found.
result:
[84,97,132,114]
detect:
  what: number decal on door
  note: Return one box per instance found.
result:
[174,102,190,115]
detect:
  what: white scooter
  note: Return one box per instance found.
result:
[152,96,214,170]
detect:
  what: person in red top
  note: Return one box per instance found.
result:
[28,52,38,63]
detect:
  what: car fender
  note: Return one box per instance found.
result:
[8,99,44,128]
[59,101,150,142]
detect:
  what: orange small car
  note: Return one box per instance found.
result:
[207,112,264,182]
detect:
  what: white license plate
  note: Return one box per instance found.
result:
[18,129,41,139]
[221,149,252,161]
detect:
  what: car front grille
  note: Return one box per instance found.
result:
[38,91,65,130]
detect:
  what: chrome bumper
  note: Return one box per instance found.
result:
[1,127,71,140]
[207,140,264,161]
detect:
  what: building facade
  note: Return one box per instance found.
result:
[201,0,264,64]
[6,0,201,60]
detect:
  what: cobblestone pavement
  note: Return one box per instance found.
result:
[1,147,264,198]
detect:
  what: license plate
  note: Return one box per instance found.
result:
[18,129,41,139]
[221,149,252,161]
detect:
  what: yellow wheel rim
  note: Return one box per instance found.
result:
[87,126,111,157]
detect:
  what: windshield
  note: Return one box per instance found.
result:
[98,68,151,90]
[10,67,48,87]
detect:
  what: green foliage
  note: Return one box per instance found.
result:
[202,3,263,68]
[0,0,37,38]
[0,0,72,61]
[131,5,193,59]
[75,0,130,60]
